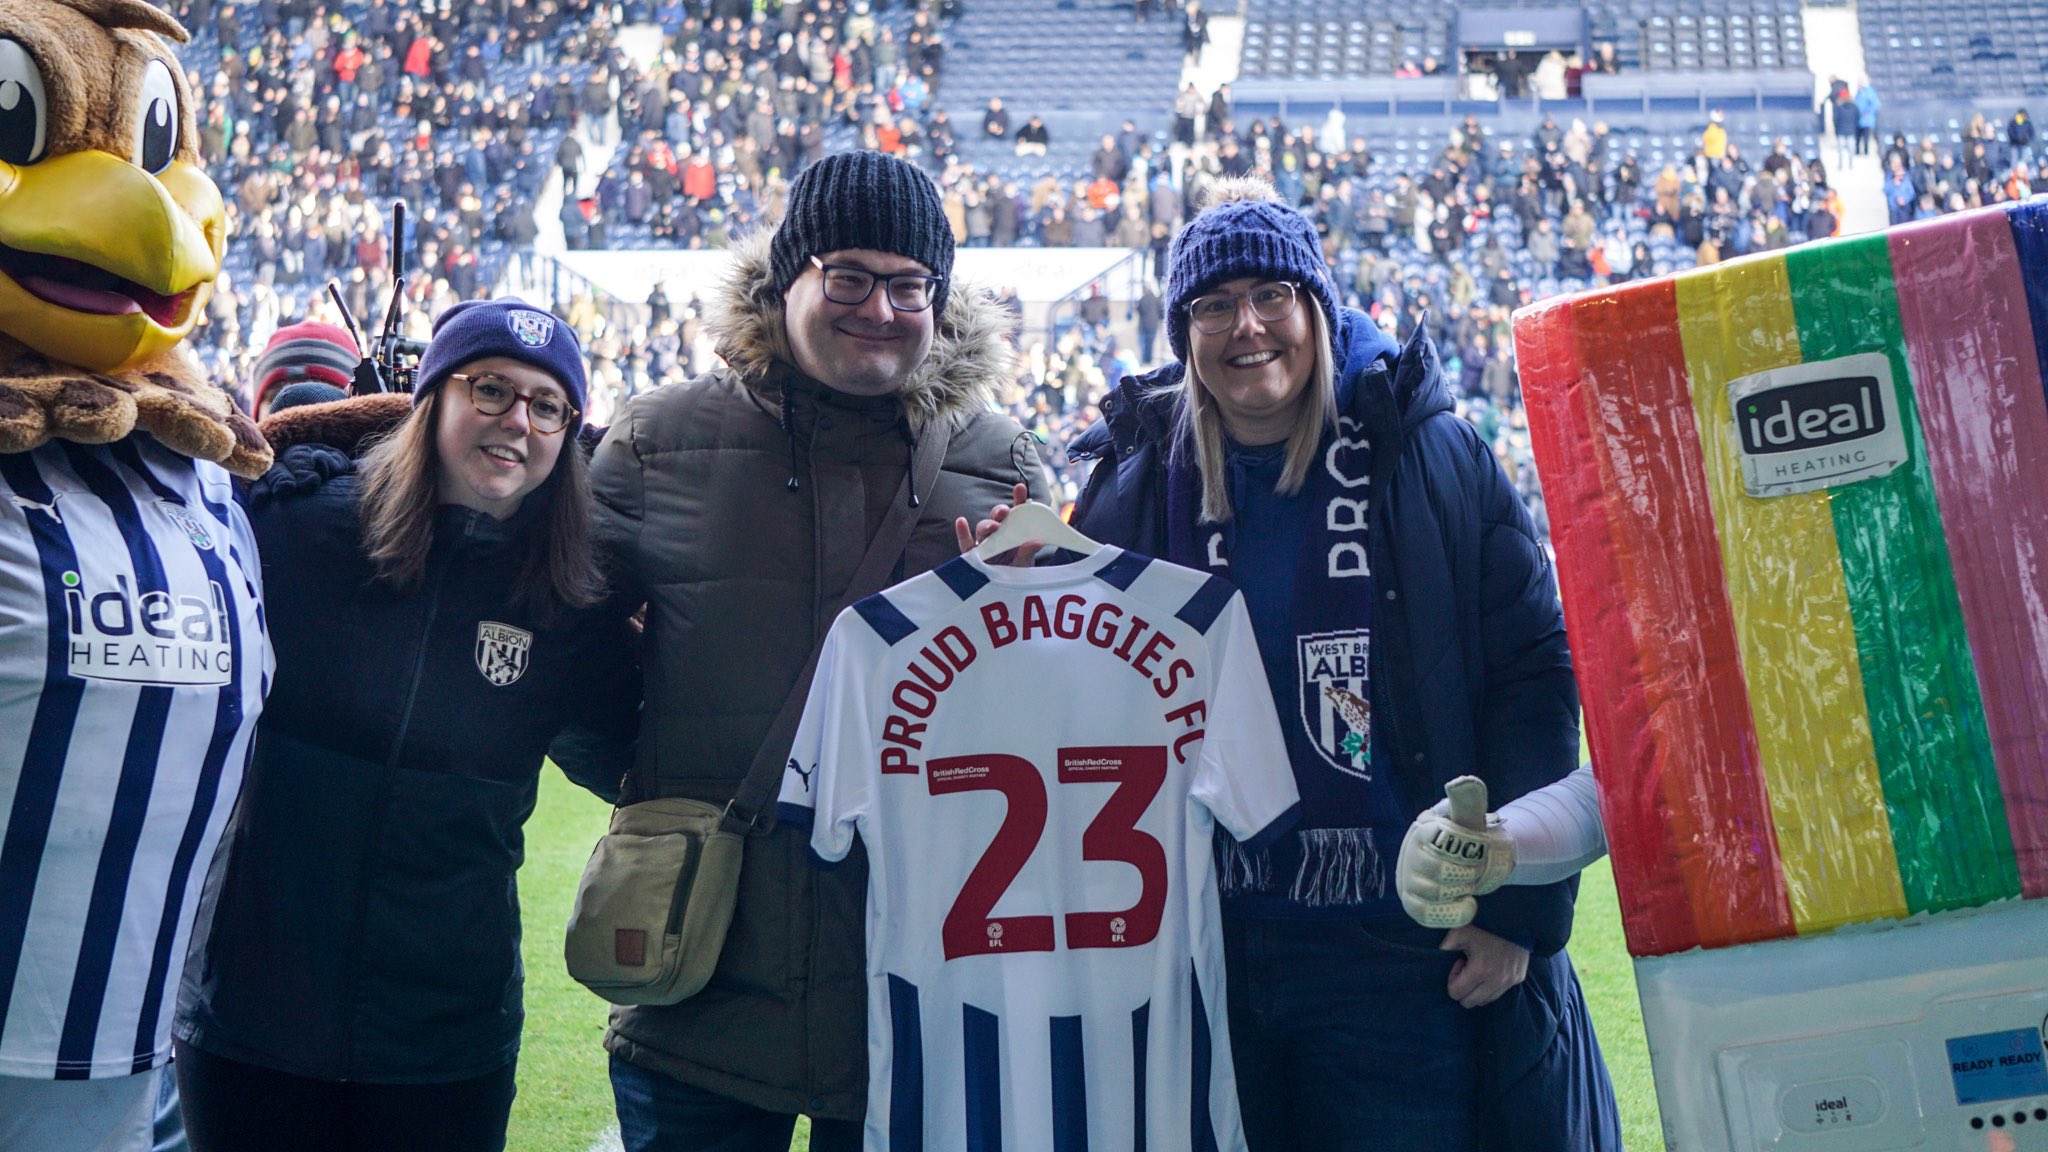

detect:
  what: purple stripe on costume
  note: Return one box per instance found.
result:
[1890,207,2048,897]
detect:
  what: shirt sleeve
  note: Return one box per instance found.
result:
[778,609,878,863]
[215,466,277,687]
[1189,593,1300,848]
[1498,763,1608,885]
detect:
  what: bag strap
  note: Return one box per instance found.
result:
[720,417,956,834]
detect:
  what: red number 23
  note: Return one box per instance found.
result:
[926,746,1168,961]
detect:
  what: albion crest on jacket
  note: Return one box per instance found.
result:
[475,620,533,686]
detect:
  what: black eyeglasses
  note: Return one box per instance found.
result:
[448,373,579,435]
[810,255,942,312]
[1186,281,1300,335]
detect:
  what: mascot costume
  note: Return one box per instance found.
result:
[0,2,271,1149]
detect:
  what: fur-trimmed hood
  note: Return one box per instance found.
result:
[709,227,1017,431]
[259,391,413,458]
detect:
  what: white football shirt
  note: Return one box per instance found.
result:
[779,546,1298,1152]
[0,439,269,1080]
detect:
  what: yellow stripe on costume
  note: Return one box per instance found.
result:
[1672,256,1909,933]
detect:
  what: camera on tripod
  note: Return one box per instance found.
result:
[329,201,424,396]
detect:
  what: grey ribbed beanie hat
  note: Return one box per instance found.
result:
[769,151,955,318]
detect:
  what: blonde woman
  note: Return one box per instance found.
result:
[1064,181,1619,1151]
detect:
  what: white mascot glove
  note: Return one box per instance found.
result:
[1395,776,1516,929]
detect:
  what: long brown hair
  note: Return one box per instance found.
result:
[356,388,603,624]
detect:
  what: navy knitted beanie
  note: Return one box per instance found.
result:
[1165,190,1339,363]
[413,298,588,416]
[267,381,348,412]
[769,150,955,319]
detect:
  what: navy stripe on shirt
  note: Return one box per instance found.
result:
[1092,550,1151,591]
[964,1003,1002,1152]
[0,451,87,1058]
[1131,1002,1149,1152]
[934,556,990,601]
[854,593,920,646]
[1173,576,1235,635]
[56,445,178,1078]
[1051,1015,1089,1152]
[889,975,924,1152]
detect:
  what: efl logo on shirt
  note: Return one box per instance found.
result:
[63,571,233,685]
[1729,353,1908,498]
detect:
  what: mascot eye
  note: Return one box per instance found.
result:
[0,39,46,167]
[133,59,178,174]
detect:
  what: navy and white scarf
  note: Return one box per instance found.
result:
[1164,424,1410,917]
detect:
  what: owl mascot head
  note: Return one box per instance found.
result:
[0,0,269,477]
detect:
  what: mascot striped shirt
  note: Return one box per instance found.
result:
[779,548,1299,1152]
[0,438,268,1080]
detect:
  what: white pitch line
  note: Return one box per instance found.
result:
[584,1124,625,1152]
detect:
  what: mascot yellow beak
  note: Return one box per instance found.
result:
[0,150,223,372]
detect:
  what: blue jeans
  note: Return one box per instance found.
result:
[611,1055,862,1152]
[154,1062,186,1152]
[1223,916,1479,1152]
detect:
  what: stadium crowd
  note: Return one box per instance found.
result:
[170,0,2048,541]
[8,1,2041,1149]
[168,0,614,388]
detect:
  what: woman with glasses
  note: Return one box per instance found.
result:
[1062,181,1619,1151]
[173,300,640,1152]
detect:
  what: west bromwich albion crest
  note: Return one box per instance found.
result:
[160,500,214,551]
[508,309,555,347]
[476,621,533,686]
[1299,628,1372,777]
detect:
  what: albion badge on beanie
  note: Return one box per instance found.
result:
[1165,181,1341,363]
[769,150,955,318]
[413,298,589,416]
[253,321,359,413]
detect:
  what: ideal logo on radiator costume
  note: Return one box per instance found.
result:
[1729,352,1909,498]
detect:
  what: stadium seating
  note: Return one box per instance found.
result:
[939,0,1184,177]
[1859,0,2048,99]
[1238,0,1805,79]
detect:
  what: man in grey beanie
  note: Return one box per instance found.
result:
[565,151,1049,1151]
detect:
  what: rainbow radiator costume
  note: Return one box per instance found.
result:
[1515,201,2048,1151]
[1516,201,2048,956]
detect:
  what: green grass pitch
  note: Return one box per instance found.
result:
[511,767,1666,1150]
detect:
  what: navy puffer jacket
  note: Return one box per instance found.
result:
[1069,306,1580,953]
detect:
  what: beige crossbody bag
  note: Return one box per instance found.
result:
[564,420,953,1005]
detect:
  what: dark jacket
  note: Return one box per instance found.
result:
[576,229,1050,1120]
[1070,312,1579,953]
[1068,312,1611,1149]
[177,447,640,1082]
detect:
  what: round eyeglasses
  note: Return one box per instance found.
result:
[1185,281,1300,335]
[447,373,579,435]
[811,255,942,312]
